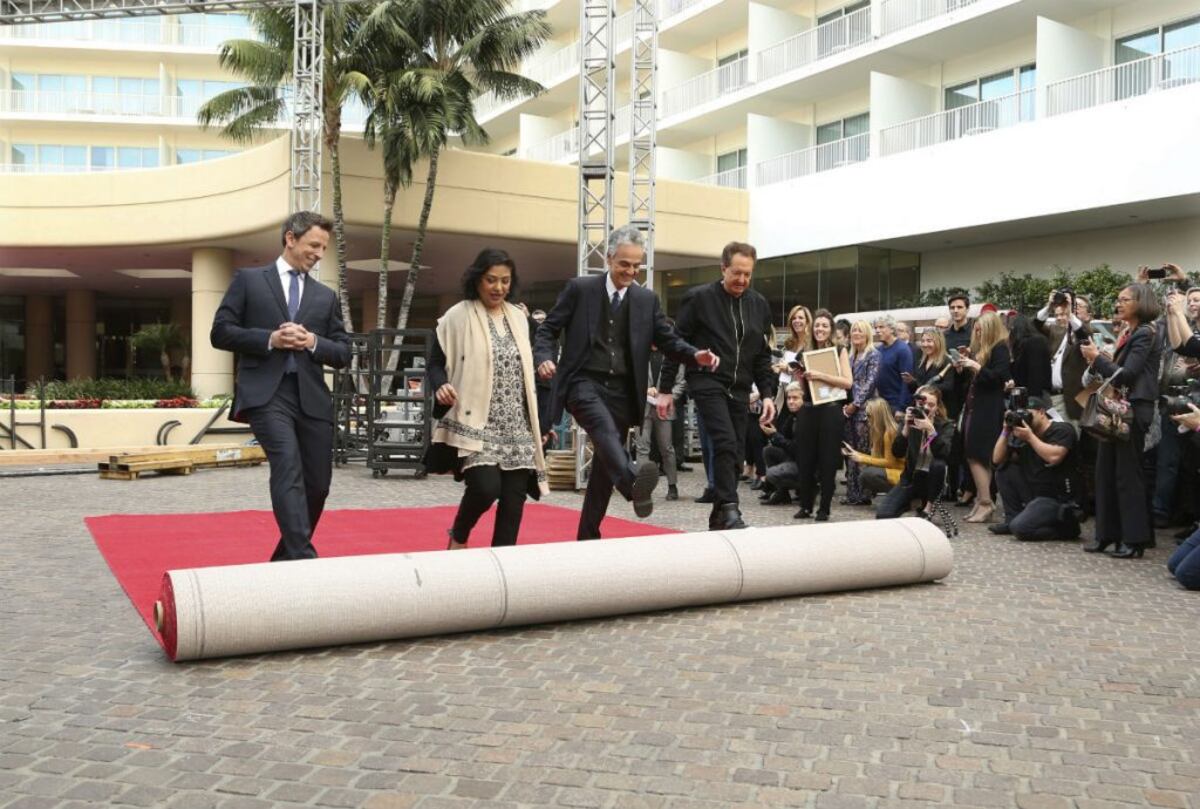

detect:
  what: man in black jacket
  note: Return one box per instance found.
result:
[210,211,351,561]
[535,225,719,540]
[659,242,776,530]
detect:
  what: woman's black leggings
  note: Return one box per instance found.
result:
[450,466,529,547]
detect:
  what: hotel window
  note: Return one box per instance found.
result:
[176,149,235,164]
[1116,16,1200,93]
[715,148,747,188]
[943,64,1035,130]
[815,113,868,171]
[178,78,243,117]
[118,147,159,168]
[717,49,749,94]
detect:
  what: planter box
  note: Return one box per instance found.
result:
[2,408,249,451]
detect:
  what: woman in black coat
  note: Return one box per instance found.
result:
[1008,315,1052,398]
[1080,284,1162,559]
[956,311,1012,524]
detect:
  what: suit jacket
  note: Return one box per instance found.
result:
[210,265,351,423]
[1038,318,1091,419]
[1091,322,1162,404]
[534,274,698,426]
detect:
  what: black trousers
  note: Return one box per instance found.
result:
[450,466,529,546]
[567,375,636,540]
[876,464,945,519]
[1094,401,1154,548]
[245,375,333,561]
[690,387,750,507]
[795,403,845,515]
[995,463,1079,541]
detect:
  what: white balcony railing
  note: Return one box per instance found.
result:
[1046,43,1200,117]
[1,90,186,118]
[0,18,253,48]
[660,56,751,118]
[474,39,581,120]
[524,126,579,163]
[879,87,1034,157]
[696,165,747,189]
[755,133,870,185]
[757,6,872,82]
[658,0,709,23]
[879,0,981,37]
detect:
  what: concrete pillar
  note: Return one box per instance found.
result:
[24,294,53,383]
[191,247,234,399]
[361,284,379,333]
[65,289,96,380]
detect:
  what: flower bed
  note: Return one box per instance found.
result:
[2,397,227,410]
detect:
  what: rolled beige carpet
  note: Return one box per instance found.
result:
[157,518,952,661]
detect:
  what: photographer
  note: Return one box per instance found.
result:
[1164,404,1200,589]
[988,394,1081,541]
[1034,289,1091,423]
[876,385,955,520]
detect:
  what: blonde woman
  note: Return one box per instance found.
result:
[956,311,1011,523]
[841,319,879,504]
[773,305,814,395]
[842,397,904,501]
[904,328,954,403]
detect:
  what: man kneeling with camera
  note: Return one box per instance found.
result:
[989,390,1081,541]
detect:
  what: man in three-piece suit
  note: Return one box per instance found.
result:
[211,211,351,561]
[534,225,720,540]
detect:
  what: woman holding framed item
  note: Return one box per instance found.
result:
[793,310,853,521]
[426,248,548,549]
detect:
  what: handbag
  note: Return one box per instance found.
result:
[1080,372,1132,442]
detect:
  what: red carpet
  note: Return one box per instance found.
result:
[85,504,675,644]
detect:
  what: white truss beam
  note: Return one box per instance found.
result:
[627,0,657,291]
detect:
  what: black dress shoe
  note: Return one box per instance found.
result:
[710,503,748,530]
[749,479,764,491]
[765,489,792,506]
[793,508,812,520]
[694,488,716,504]
[1109,543,1145,559]
[666,484,679,501]
[1083,539,1115,553]
[676,463,693,472]
[988,523,1012,535]
[629,460,660,518]
[814,511,829,522]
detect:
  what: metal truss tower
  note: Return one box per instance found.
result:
[627,0,657,291]
[573,0,615,488]
[1,0,325,215]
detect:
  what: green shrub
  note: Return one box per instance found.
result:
[36,378,195,401]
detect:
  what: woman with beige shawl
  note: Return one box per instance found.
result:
[425,249,548,549]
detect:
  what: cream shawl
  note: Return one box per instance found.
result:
[432,299,548,493]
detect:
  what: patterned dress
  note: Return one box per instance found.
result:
[844,348,881,503]
[460,314,538,473]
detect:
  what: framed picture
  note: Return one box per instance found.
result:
[802,347,848,405]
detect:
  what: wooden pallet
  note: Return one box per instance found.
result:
[99,444,266,480]
[545,449,577,491]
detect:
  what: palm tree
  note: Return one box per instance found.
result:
[356,0,549,337]
[131,322,190,381]
[196,6,369,332]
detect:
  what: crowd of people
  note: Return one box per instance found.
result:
[211,213,1200,593]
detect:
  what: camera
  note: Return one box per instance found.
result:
[1052,288,1073,307]
[1160,379,1200,416]
[1006,386,1029,412]
[1004,387,1031,446]
[788,359,805,372]
[1146,266,1170,279]
[904,406,916,424]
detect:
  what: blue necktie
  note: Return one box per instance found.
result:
[286,269,300,372]
[610,290,621,314]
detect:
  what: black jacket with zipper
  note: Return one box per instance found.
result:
[658,280,777,402]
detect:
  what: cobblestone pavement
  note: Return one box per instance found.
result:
[1,463,1197,809]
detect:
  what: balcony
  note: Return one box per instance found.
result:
[523,126,579,163]
[0,18,253,49]
[660,55,751,119]
[475,39,581,122]
[1046,42,1200,117]
[0,162,153,174]
[878,0,982,37]
[695,165,747,189]
[756,133,870,186]
[879,87,1034,157]
[756,6,872,83]
[1,89,185,119]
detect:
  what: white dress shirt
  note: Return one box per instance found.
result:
[269,256,317,353]
[605,274,628,305]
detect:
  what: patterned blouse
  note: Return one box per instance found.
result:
[460,315,538,473]
[849,349,881,414]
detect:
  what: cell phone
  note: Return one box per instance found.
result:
[957,345,970,354]
[1147,266,1169,279]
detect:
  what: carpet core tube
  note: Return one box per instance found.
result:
[156,518,952,661]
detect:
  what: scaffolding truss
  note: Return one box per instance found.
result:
[627,0,657,291]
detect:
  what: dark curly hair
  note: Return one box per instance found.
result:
[461,248,518,301]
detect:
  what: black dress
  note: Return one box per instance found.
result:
[1010,335,1052,398]
[963,343,1012,463]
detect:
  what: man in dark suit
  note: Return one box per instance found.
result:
[211,211,351,561]
[1034,289,1092,424]
[535,225,719,540]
